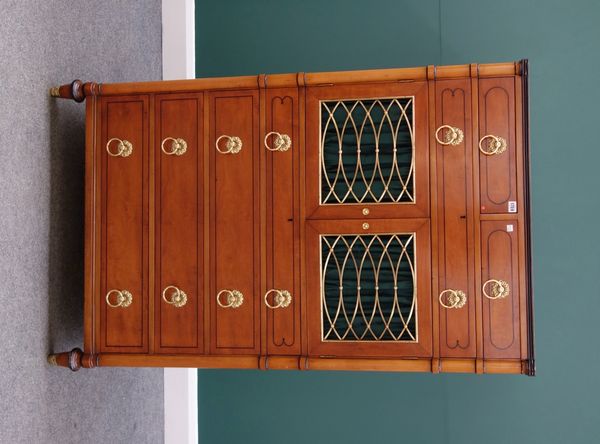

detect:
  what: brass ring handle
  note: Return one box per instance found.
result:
[264,289,292,309]
[482,279,510,300]
[106,138,133,157]
[216,289,244,308]
[438,289,467,309]
[435,125,464,146]
[478,135,507,155]
[161,137,188,156]
[264,131,291,152]
[105,289,133,308]
[215,135,243,154]
[162,285,188,308]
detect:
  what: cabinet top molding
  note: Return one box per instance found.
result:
[50,61,525,101]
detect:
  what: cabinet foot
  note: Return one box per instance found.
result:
[49,80,98,102]
[47,348,98,371]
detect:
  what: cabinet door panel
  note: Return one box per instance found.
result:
[306,82,429,219]
[155,94,203,353]
[306,219,432,358]
[265,88,301,355]
[478,77,517,214]
[435,80,476,358]
[209,91,260,354]
[99,96,148,352]
[481,220,521,359]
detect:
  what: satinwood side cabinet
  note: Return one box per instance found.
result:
[48,61,534,375]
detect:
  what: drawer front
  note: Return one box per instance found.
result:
[305,81,430,220]
[99,96,149,352]
[155,94,203,353]
[478,77,518,214]
[306,219,432,358]
[481,220,521,359]
[265,88,301,355]
[434,79,476,358]
[209,90,260,354]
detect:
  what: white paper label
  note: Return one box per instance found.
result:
[508,201,517,213]
[506,224,514,232]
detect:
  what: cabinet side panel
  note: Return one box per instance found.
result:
[85,96,99,353]
[155,94,203,352]
[478,77,517,214]
[100,96,149,352]
[266,88,301,355]
[481,220,521,359]
[435,80,476,358]
[210,91,260,354]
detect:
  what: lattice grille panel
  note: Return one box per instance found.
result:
[321,234,417,341]
[320,98,415,204]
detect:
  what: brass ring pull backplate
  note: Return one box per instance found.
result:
[482,279,510,300]
[105,289,133,308]
[478,134,507,155]
[439,289,467,309]
[264,131,292,152]
[106,138,133,157]
[435,125,464,146]
[264,289,292,309]
[215,135,243,154]
[216,289,244,308]
[161,137,188,156]
[162,285,188,308]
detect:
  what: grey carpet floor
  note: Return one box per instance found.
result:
[0,1,163,443]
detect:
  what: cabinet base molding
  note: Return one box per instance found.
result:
[48,353,529,375]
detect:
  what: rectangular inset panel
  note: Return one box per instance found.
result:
[265,88,301,355]
[209,91,260,354]
[100,96,148,352]
[478,77,517,214]
[435,79,476,358]
[155,94,203,353]
[481,220,521,359]
[306,82,429,219]
[307,219,431,358]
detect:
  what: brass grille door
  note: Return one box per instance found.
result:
[306,82,429,220]
[306,219,432,357]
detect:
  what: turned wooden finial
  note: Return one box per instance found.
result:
[48,348,98,371]
[49,80,98,102]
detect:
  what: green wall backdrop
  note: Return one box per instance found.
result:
[196,1,600,442]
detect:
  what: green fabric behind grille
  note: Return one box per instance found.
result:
[321,234,416,341]
[321,99,414,204]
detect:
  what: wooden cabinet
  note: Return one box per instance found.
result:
[49,61,534,375]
